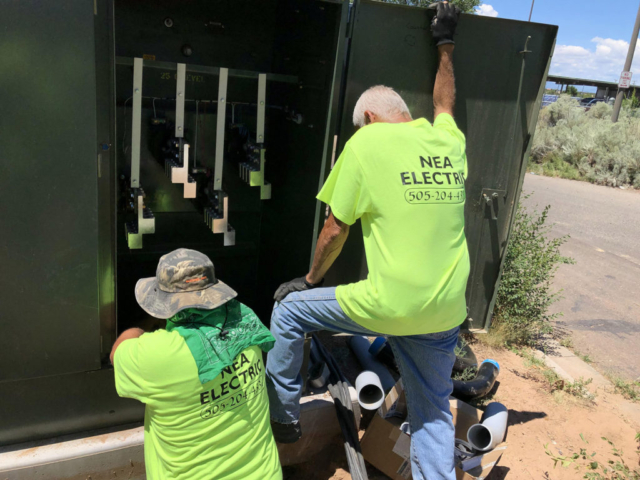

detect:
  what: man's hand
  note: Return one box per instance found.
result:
[429,1,461,46]
[274,276,324,303]
[273,212,348,302]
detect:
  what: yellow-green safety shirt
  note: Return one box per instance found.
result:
[317,114,470,335]
[114,331,282,480]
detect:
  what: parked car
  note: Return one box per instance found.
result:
[541,94,559,109]
[580,98,606,111]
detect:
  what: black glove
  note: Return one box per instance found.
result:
[428,1,461,46]
[274,276,324,302]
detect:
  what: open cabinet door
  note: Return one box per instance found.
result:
[325,0,557,331]
[0,0,106,381]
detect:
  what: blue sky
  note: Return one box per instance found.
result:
[476,0,640,85]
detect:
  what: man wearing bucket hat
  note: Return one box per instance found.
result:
[110,248,281,480]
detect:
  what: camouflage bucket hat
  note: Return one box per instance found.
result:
[135,248,237,319]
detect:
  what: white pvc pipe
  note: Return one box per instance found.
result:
[467,402,508,452]
[348,336,396,392]
[355,370,385,410]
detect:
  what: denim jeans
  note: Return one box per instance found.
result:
[265,287,459,480]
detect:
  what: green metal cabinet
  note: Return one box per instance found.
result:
[0,0,556,446]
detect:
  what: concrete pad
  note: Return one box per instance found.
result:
[278,386,360,466]
[533,341,612,392]
[0,427,145,480]
[548,348,611,389]
[0,387,360,477]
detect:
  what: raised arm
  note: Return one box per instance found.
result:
[434,44,455,118]
[429,2,460,118]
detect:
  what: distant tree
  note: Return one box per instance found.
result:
[566,86,579,96]
[376,0,481,14]
[622,88,640,109]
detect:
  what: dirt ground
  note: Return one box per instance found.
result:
[283,338,640,480]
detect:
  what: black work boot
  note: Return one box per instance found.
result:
[270,420,302,444]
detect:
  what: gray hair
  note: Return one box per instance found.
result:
[352,85,412,127]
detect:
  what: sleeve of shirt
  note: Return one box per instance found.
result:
[113,336,149,403]
[433,113,468,177]
[316,144,372,225]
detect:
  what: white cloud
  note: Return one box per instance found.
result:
[476,4,498,17]
[550,37,640,83]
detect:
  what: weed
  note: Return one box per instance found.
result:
[579,353,594,364]
[514,348,595,400]
[477,324,510,349]
[563,377,595,400]
[468,392,496,409]
[520,350,546,369]
[607,375,640,403]
[560,337,575,348]
[452,366,477,382]
[492,200,574,347]
[545,434,640,479]
[453,336,469,359]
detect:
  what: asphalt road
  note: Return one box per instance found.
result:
[521,174,640,381]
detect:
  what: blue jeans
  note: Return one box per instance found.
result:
[265,287,459,480]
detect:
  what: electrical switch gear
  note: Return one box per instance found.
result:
[204,191,235,247]
[239,142,271,200]
[126,189,155,249]
[237,74,271,199]
[167,142,197,198]
[126,57,155,249]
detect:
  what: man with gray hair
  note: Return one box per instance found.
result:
[267,3,465,479]
[351,84,413,127]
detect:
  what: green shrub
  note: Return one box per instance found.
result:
[622,89,640,110]
[491,199,574,346]
[609,376,640,402]
[532,96,640,188]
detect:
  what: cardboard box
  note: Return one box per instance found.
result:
[361,381,507,480]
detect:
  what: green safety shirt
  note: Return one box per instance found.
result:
[317,114,470,335]
[114,332,282,480]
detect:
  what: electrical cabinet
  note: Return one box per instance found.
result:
[0,0,556,446]
[111,0,349,336]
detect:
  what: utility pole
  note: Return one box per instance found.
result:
[528,0,535,22]
[612,1,640,122]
